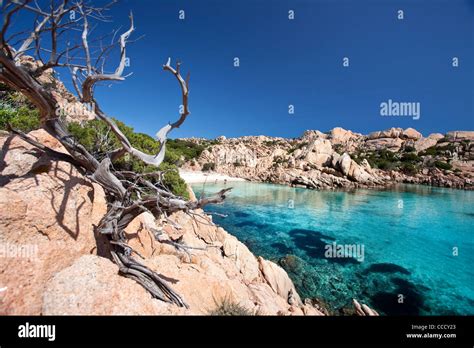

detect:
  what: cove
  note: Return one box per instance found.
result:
[192,181,474,315]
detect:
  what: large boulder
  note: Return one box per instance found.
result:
[365,137,404,151]
[124,212,162,259]
[329,127,362,143]
[222,234,260,283]
[348,161,373,183]
[0,130,107,314]
[414,133,444,152]
[368,127,404,140]
[402,128,422,140]
[42,255,183,315]
[337,153,352,176]
[328,127,363,153]
[0,129,68,184]
[300,139,334,166]
[301,130,327,141]
[258,257,302,305]
[136,210,312,315]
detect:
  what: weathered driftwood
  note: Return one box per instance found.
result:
[0,0,229,307]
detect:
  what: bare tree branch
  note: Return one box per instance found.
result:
[0,0,226,308]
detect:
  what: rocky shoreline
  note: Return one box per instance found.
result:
[0,57,380,316]
[181,127,473,191]
[1,129,361,315]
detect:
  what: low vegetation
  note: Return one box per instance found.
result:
[263,140,281,147]
[272,155,287,167]
[353,148,422,174]
[287,141,308,154]
[202,162,216,171]
[333,144,344,155]
[434,161,452,171]
[209,297,256,316]
[420,144,455,157]
[0,85,40,132]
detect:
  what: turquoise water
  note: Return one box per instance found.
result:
[192,182,474,315]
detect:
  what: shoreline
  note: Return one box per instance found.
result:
[180,169,473,192]
[179,170,247,184]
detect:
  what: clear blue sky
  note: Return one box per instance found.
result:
[14,0,474,138]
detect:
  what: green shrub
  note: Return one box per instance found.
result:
[361,149,399,170]
[400,162,418,175]
[202,162,216,171]
[166,139,206,162]
[0,106,41,132]
[209,297,255,316]
[436,143,456,152]
[68,119,115,155]
[419,147,436,156]
[0,83,41,132]
[375,159,392,170]
[287,142,308,154]
[273,156,286,166]
[263,140,280,147]
[159,162,189,199]
[333,144,344,155]
[401,152,420,162]
[377,149,398,162]
[434,161,452,170]
[1,83,36,109]
[420,144,455,157]
[353,156,363,165]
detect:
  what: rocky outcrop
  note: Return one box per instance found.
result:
[298,139,333,167]
[183,126,473,190]
[365,137,404,151]
[446,131,474,142]
[185,130,391,190]
[42,254,182,315]
[329,127,363,152]
[0,130,107,314]
[258,257,301,305]
[0,129,323,315]
[367,127,421,140]
[41,207,324,315]
[414,133,444,152]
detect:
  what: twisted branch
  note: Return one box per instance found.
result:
[0,0,222,308]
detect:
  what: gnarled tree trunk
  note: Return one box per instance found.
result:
[0,0,230,307]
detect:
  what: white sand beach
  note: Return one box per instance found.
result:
[179,170,246,184]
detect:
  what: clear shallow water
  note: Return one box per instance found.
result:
[192,182,474,315]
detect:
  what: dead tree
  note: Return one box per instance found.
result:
[0,0,230,307]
